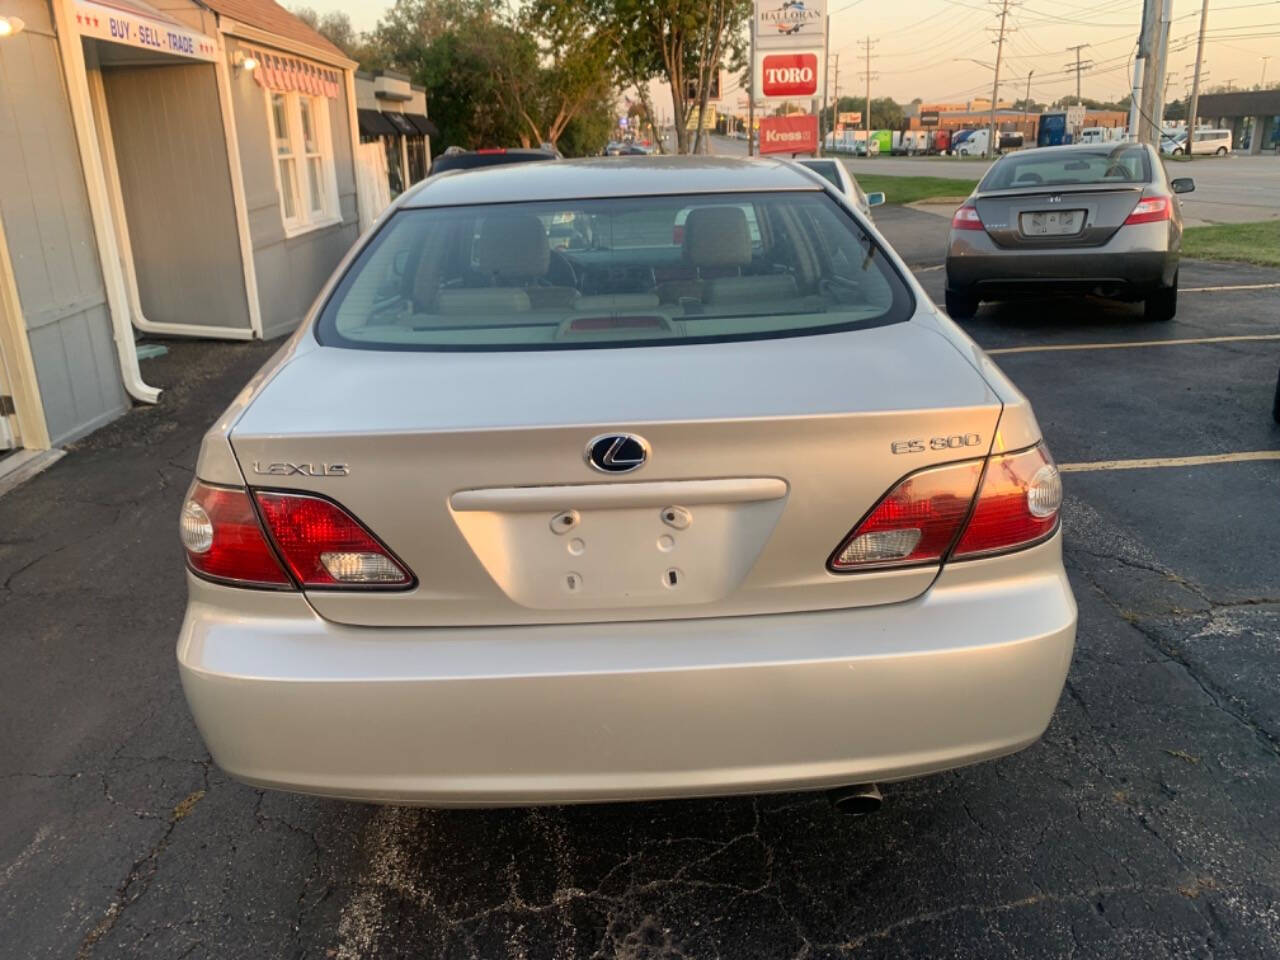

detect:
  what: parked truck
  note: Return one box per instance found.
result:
[1037,112,1069,147]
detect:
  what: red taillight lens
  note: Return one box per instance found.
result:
[829,460,984,571]
[953,443,1061,558]
[1123,195,1171,225]
[951,204,984,230]
[254,491,412,588]
[828,442,1063,572]
[672,224,685,244]
[180,481,291,587]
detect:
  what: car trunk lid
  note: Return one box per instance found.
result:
[974,184,1145,249]
[229,324,1003,627]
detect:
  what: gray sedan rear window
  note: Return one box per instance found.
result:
[981,146,1151,190]
[315,192,912,351]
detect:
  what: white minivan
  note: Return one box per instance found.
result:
[1164,128,1233,156]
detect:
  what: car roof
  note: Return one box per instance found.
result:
[402,156,822,208]
[1012,141,1147,156]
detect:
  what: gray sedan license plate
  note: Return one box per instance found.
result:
[1021,210,1084,236]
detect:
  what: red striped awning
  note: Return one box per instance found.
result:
[249,48,341,99]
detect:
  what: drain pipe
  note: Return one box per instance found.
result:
[49,0,160,404]
[828,783,883,816]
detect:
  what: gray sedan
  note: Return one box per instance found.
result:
[177,157,1074,809]
[945,142,1194,322]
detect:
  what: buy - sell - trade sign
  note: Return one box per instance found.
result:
[754,0,826,51]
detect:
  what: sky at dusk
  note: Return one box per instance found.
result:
[298,0,1278,106]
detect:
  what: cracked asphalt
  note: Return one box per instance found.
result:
[2,207,1279,959]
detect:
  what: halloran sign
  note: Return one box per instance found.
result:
[74,0,217,62]
[755,0,827,51]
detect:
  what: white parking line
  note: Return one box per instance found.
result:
[1183,282,1280,293]
[1060,451,1280,473]
[913,264,945,273]
[987,333,1280,355]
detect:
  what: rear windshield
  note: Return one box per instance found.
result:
[800,161,841,189]
[315,191,913,351]
[430,152,553,175]
[980,145,1151,190]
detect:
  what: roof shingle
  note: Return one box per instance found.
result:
[198,0,349,61]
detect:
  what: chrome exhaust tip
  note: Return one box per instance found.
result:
[827,783,883,816]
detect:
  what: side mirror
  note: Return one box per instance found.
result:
[866,191,886,207]
[1171,177,1195,194]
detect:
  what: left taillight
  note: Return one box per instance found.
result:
[180,481,291,587]
[1123,195,1171,225]
[180,483,414,589]
[951,204,984,230]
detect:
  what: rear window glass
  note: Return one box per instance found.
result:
[315,191,913,351]
[980,146,1151,190]
[800,161,841,189]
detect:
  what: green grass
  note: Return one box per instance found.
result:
[851,175,976,205]
[1181,220,1280,267]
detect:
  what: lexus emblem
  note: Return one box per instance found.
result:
[585,433,649,474]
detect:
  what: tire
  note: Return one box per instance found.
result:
[1172,147,1183,156]
[945,289,979,320]
[1144,273,1178,322]
[1216,146,1228,156]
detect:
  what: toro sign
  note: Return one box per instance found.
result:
[761,53,819,97]
[757,114,819,154]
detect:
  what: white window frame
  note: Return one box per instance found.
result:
[265,89,341,237]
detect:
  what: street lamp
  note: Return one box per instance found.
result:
[0,14,27,37]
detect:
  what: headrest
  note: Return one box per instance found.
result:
[682,206,752,268]
[477,214,550,281]
[436,288,532,314]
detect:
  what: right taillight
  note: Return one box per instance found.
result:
[828,442,1062,572]
[1123,195,1171,225]
[951,204,984,230]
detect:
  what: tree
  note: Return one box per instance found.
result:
[592,0,751,154]
[290,7,375,63]
[368,0,615,153]
[823,95,903,130]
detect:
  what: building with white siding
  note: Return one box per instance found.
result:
[0,0,389,476]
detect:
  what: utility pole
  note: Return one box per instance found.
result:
[987,0,1013,159]
[858,36,877,155]
[1185,0,1209,156]
[747,12,755,157]
[1225,77,1237,90]
[1065,43,1091,102]
[829,53,840,149]
[820,16,830,155]
[1022,69,1034,135]
[1139,0,1173,145]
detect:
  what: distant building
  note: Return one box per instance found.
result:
[1195,90,1280,154]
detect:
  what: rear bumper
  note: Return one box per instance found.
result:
[946,223,1178,300]
[177,535,1076,806]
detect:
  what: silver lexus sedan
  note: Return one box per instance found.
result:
[945,142,1195,322]
[177,157,1076,808]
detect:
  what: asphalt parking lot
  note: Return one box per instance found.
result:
[3,206,1279,959]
